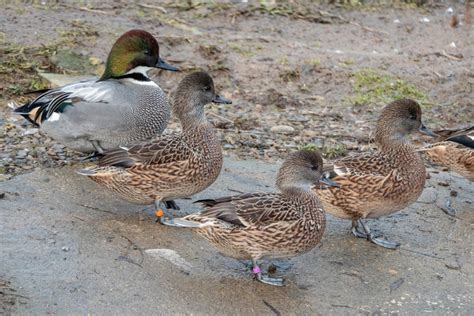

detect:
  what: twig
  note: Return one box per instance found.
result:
[439,50,463,61]
[79,6,114,15]
[350,21,389,35]
[227,188,244,194]
[318,10,389,35]
[262,300,281,316]
[138,3,167,14]
[79,204,116,214]
[399,247,444,260]
[120,234,144,265]
[117,255,143,268]
[72,215,85,221]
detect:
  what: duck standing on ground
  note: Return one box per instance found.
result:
[314,99,437,249]
[78,72,231,220]
[417,126,473,181]
[15,29,178,153]
[162,149,339,286]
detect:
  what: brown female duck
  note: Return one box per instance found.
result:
[78,72,231,221]
[314,99,436,249]
[162,149,338,286]
[417,126,473,181]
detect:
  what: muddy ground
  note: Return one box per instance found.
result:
[0,1,473,315]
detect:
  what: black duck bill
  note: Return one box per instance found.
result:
[212,95,232,104]
[319,174,340,188]
[156,58,179,71]
[419,123,437,137]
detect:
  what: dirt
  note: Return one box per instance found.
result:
[1,1,473,177]
[0,1,473,315]
[0,160,473,315]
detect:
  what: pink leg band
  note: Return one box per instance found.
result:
[252,266,261,274]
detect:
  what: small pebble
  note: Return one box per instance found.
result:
[270,125,295,134]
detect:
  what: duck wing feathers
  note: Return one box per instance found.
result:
[14,79,118,126]
[96,134,193,169]
[323,152,395,178]
[194,193,302,227]
[433,126,474,148]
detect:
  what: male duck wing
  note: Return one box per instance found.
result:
[14,79,115,126]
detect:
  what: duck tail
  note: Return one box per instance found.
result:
[447,135,474,149]
[193,199,218,206]
[13,101,41,127]
[76,168,98,176]
[161,218,204,228]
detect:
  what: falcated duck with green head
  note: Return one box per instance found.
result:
[15,29,178,153]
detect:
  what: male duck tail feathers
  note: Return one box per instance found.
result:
[433,126,474,148]
[14,101,42,126]
[14,89,72,126]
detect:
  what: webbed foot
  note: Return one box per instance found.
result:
[257,274,284,286]
[252,259,285,286]
[154,201,175,224]
[351,219,400,250]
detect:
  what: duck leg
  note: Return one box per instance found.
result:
[154,200,175,224]
[91,140,105,154]
[165,200,181,210]
[351,219,400,250]
[252,259,284,286]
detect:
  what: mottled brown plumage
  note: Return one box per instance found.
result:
[163,150,337,286]
[78,72,231,217]
[314,99,435,249]
[418,126,473,181]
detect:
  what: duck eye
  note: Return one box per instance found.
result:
[203,86,211,92]
[144,50,151,56]
[311,165,318,171]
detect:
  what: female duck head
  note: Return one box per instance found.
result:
[276,149,338,192]
[172,72,231,124]
[375,98,436,146]
[100,29,178,80]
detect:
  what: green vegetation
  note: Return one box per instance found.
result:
[299,142,346,159]
[227,42,255,57]
[349,68,431,108]
[0,20,100,103]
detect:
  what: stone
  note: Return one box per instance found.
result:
[270,125,295,134]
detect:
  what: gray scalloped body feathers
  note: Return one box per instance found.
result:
[14,29,178,153]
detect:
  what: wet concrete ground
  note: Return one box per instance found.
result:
[0,159,472,315]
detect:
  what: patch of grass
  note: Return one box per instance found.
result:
[1,20,100,103]
[339,58,355,66]
[304,58,321,66]
[330,0,424,10]
[58,20,99,46]
[227,42,254,57]
[299,142,346,159]
[279,68,300,82]
[0,43,56,100]
[348,68,431,108]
